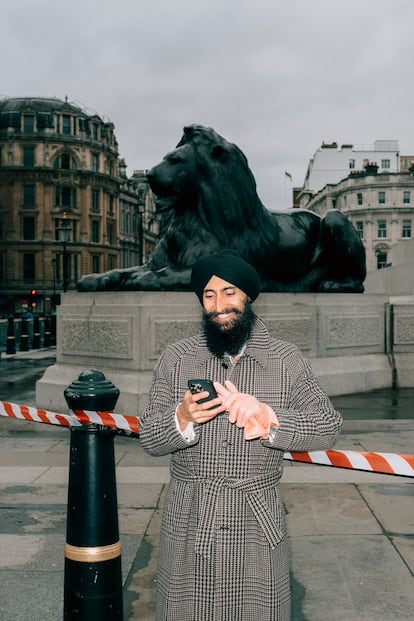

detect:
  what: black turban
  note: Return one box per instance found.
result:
[191,251,261,304]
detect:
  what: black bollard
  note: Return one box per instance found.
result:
[19,318,29,351]
[6,316,16,355]
[63,370,123,620]
[32,315,41,349]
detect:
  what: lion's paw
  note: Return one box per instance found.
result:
[319,279,364,293]
[77,270,124,292]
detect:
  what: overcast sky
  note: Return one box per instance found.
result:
[2,0,414,210]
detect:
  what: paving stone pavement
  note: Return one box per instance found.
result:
[0,351,413,620]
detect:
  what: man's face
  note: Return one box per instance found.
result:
[201,275,255,357]
[202,275,248,330]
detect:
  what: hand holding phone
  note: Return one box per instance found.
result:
[188,379,218,405]
[177,379,222,430]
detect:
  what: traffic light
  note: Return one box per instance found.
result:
[30,288,37,310]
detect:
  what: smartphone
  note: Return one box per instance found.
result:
[188,378,218,405]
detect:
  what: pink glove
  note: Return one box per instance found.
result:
[214,380,279,440]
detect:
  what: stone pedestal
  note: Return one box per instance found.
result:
[35,291,410,416]
[389,296,414,388]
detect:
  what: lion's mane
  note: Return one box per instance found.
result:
[148,125,279,273]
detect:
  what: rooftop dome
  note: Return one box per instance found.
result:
[0,96,96,117]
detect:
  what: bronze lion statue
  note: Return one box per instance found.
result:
[77,124,366,293]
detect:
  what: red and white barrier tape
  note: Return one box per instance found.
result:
[0,401,139,435]
[285,449,414,478]
[1,400,413,477]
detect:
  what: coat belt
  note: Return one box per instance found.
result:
[170,462,283,558]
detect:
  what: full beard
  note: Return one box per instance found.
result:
[202,303,256,358]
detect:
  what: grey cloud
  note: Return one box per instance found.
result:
[1,0,414,208]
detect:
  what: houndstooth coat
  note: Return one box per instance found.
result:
[139,317,342,621]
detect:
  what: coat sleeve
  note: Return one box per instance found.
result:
[139,348,200,456]
[263,347,343,452]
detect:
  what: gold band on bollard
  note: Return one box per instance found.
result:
[64,540,122,562]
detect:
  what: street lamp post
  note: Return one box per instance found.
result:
[52,258,57,296]
[57,214,71,293]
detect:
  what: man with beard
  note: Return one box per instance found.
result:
[139,251,342,621]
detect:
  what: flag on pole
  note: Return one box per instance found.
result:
[285,171,292,181]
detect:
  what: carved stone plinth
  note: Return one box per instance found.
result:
[36,292,414,416]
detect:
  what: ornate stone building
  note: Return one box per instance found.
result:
[295,140,414,272]
[118,165,159,268]
[297,166,414,272]
[0,96,158,316]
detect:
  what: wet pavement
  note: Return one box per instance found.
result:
[332,387,414,420]
[0,352,56,406]
[0,350,413,620]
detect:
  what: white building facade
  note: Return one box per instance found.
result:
[301,140,400,196]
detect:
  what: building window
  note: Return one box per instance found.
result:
[23,184,36,207]
[23,146,35,167]
[402,220,412,238]
[72,220,78,242]
[23,253,35,282]
[357,193,363,205]
[92,123,99,140]
[92,220,100,243]
[349,159,355,169]
[377,220,387,238]
[355,221,364,239]
[376,251,388,269]
[55,185,76,209]
[23,217,35,240]
[62,115,71,134]
[78,117,89,133]
[23,114,35,133]
[54,217,73,241]
[107,221,115,245]
[37,111,52,130]
[378,191,386,204]
[54,153,76,170]
[92,189,100,211]
[381,159,390,169]
[403,191,411,204]
[92,255,100,272]
[92,153,99,172]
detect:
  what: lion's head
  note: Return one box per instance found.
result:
[146,125,268,237]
